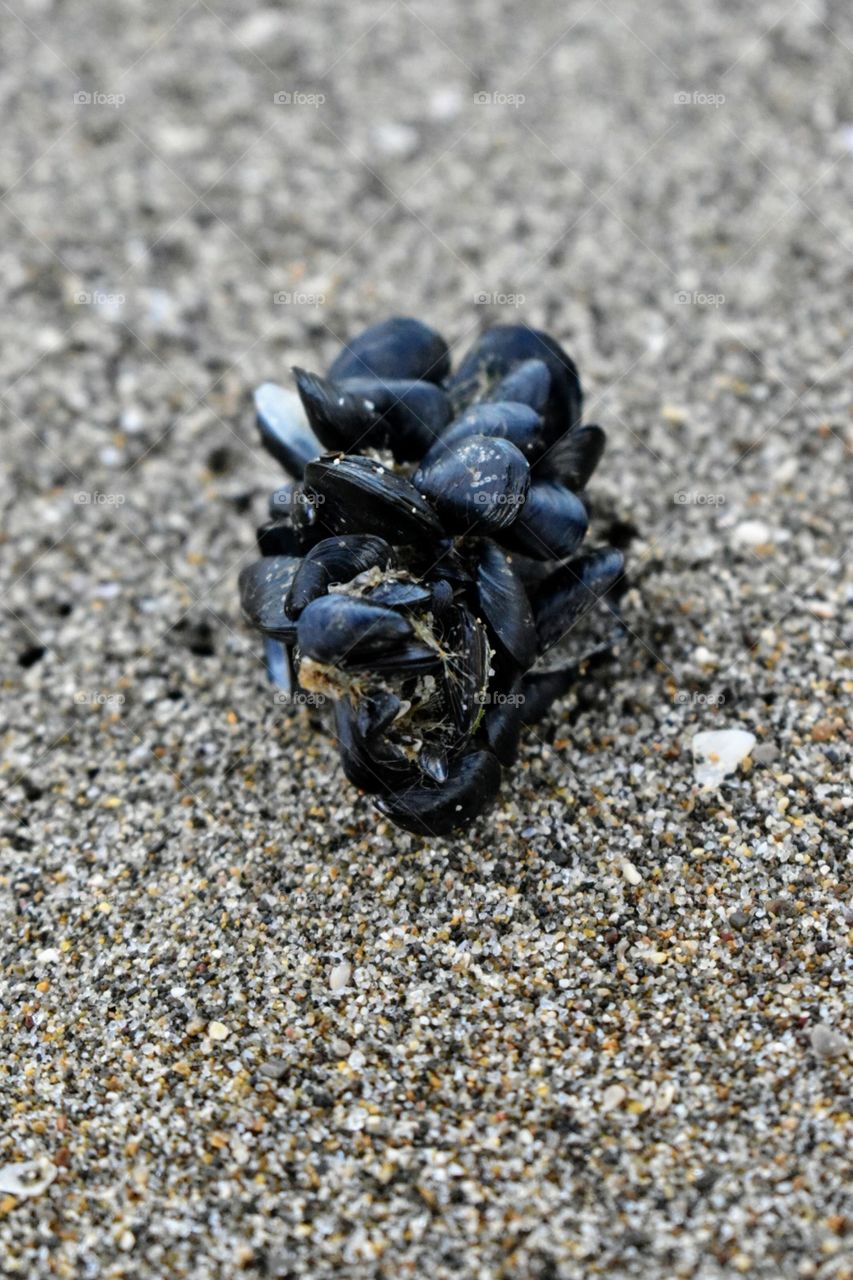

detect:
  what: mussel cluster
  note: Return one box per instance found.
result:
[239,317,626,835]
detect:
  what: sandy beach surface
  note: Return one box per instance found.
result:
[1,0,851,1275]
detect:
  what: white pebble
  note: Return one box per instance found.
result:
[330,960,352,992]
[810,1023,849,1059]
[0,1159,57,1199]
[620,859,642,886]
[207,1020,230,1041]
[692,729,757,787]
[371,122,419,159]
[601,1084,626,1112]
[732,520,773,548]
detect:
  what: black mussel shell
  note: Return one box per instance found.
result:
[482,359,551,413]
[418,745,449,783]
[355,689,402,737]
[327,316,451,384]
[413,435,530,535]
[520,666,579,725]
[440,604,491,738]
[254,382,322,479]
[536,423,606,489]
[286,535,393,617]
[446,325,582,435]
[497,481,589,561]
[429,577,455,616]
[238,556,300,643]
[294,368,452,462]
[421,401,547,467]
[340,377,452,461]
[242,316,626,836]
[532,546,626,655]
[296,594,440,673]
[333,698,418,795]
[256,517,303,558]
[414,540,472,590]
[365,579,433,612]
[482,673,527,765]
[305,455,444,544]
[475,541,536,670]
[377,749,502,836]
[265,485,333,552]
[292,368,378,454]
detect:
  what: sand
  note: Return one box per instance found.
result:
[1,0,851,1275]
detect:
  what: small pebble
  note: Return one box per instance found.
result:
[601,1084,626,1112]
[207,1021,230,1041]
[0,1160,57,1199]
[810,1024,849,1060]
[692,729,757,787]
[329,960,352,992]
[620,859,642,886]
[259,1058,288,1080]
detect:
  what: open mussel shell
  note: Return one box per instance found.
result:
[327,316,451,384]
[446,325,582,435]
[376,749,502,836]
[475,542,536,670]
[355,689,402,737]
[296,594,441,674]
[496,481,589,561]
[440,604,491,739]
[305,454,443,545]
[535,423,606,489]
[333,697,418,796]
[532,547,626,655]
[413,435,530,535]
[254,382,323,479]
[421,401,547,467]
[482,358,551,413]
[286,535,393,617]
[238,556,300,643]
